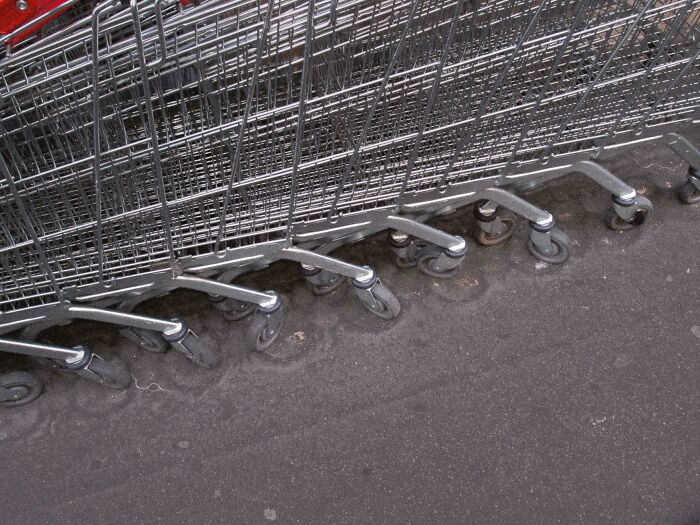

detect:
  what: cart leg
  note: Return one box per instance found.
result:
[572,160,654,232]
[0,338,131,390]
[66,305,219,368]
[175,275,278,310]
[656,133,700,203]
[384,216,467,279]
[662,133,700,171]
[279,247,401,320]
[476,188,571,264]
[173,275,285,353]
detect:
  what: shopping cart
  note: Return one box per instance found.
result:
[1,0,698,405]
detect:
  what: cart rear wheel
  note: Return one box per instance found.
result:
[679,180,700,204]
[121,327,169,353]
[81,356,132,390]
[477,214,518,246]
[175,334,221,369]
[219,298,256,321]
[248,305,285,353]
[394,255,418,269]
[0,371,43,407]
[606,197,653,231]
[527,228,570,265]
[417,254,461,279]
[310,274,345,296]
[358,283,401,320]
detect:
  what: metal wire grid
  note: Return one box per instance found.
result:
[1,2,696,300]
[4,1,696,197]
[0,0,662,178]
[0,0,698,315]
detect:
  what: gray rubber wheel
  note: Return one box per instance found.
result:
[605,197,653,232]
[679,181,700,204]
[0,371,43,407]
[120,327,169,353]
[217,298,256,321]
[394,255,417,269]
[359,283,401,320]
[477,214,518,246]
[310,274,345,296]
[176,334,221,369]
[248,309,285,353]
[527,228,570,265]
[417,254,460,279]
[83,356,132,390]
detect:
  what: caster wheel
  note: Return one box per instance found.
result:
[80,355,132,390]
[358,283,401,320]
[174,333,221,369]
[219,298,256,321]
[120,327,169,353]
[248,304,285,353]
[476,213,518,246]
[417,254,460,279]
[310,274,345,296]
[606,197,653,231]
[527,228,570,265]
[394,255,417,269]
[679,180,700,204]
[0,371,43,407]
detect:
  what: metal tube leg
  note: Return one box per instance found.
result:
[67,305,183,336]
[477,188,554,228]
[574,161,637,202]
[572,161,653,230]
[384,216,466,253]
[663,133,700,170]
[384,217,467,278]
[174,275,279,309]
[277,247,400,320]
[65,304,218,367]
[280,247,375,284]
[0,338,86,363]
[0,338,131,389]
[474,189,569,264]
[172,275,282,356]
[570,160,654,229]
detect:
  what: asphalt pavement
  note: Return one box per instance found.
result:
[0,135,698,524]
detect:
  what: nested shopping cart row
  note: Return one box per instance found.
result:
[1,0,699,406]
[2,0,697,292]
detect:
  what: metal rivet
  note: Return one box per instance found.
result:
[16,0,29,11]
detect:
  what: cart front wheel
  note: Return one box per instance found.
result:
[679,180,700,204]
[527,228,570,265]
[0,371,43,407]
